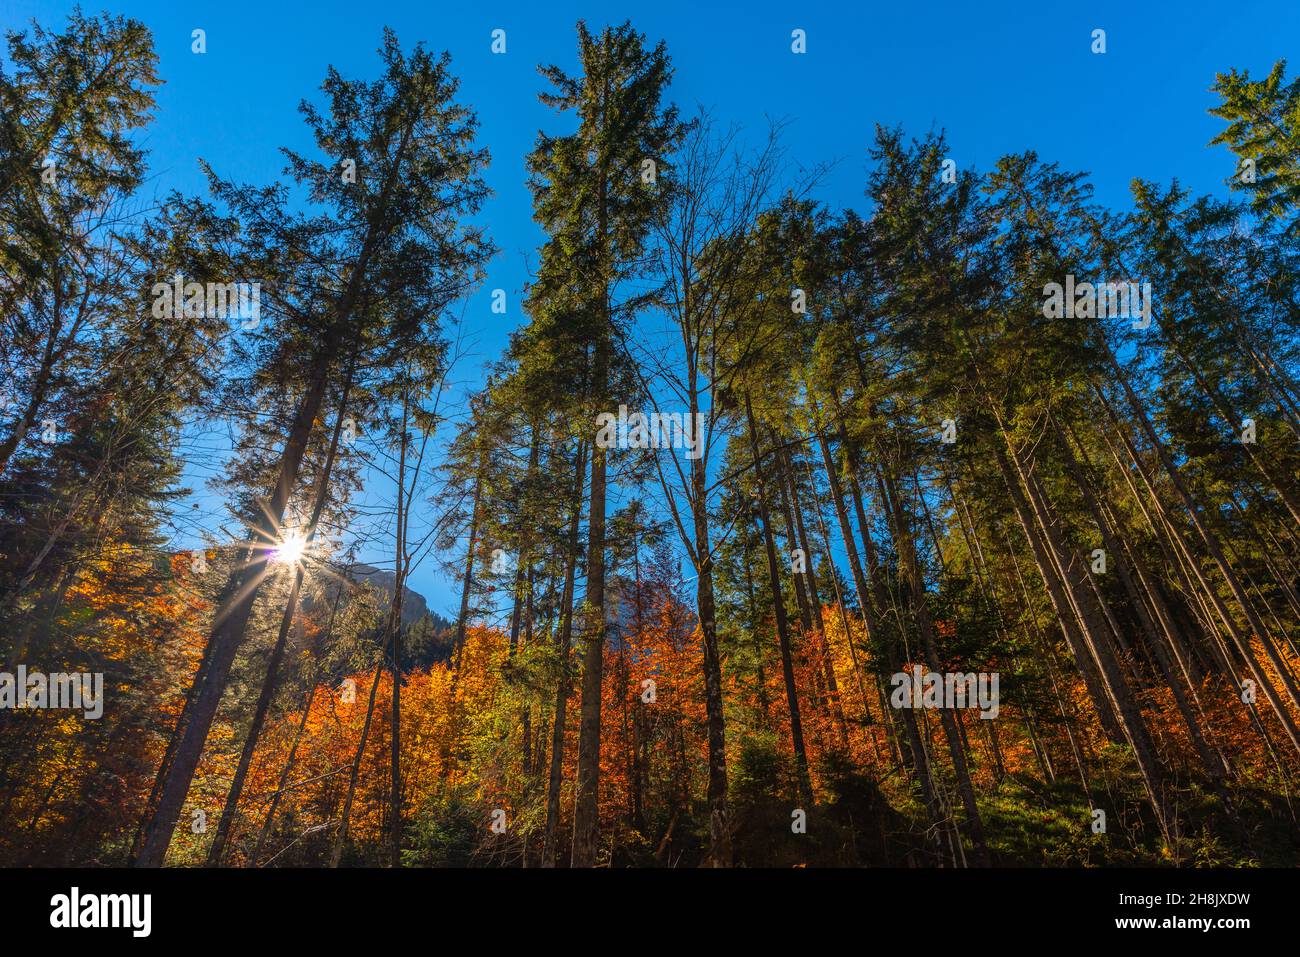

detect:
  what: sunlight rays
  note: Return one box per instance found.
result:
[272,530,308,566]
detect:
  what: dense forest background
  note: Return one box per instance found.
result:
[2,10,1299,868]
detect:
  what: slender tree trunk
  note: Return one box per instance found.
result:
[135,355,337,867]
[129,619,215,863]
[991,444,1125,741]
[745,393,812,803]
[252,585,343,866]
[509,431,541,776]
[1096,362,1300,756]
[1056,422,1230,781]
[205,369,355,866]
[330,650,386,868]
[388,386,412,869]
[542,441,587,867]
[693,494,732,865]
[1001,435,1178,843]
[442,443,487,781]
[876,466,991,864]
[571,343,610,867]
[780,440,850,748]
[204,567,304,866]
[803,428,875,737]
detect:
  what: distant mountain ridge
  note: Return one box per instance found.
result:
[343,563,445,631]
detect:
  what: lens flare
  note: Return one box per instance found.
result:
[272,530,307,565]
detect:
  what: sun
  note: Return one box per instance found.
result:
[272,530,308,566]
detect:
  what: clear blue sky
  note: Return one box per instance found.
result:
[6,0,1296,615]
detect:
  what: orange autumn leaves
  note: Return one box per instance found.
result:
[60,551,1295,867]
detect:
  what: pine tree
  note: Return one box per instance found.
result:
[1211,59,1300,236]
[135,32,492,866]
[527,20,684,867]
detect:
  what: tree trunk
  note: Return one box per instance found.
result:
[135,353,338,868]
[206,369,355,866]
[876,465,991,864]
[571,341,610,867]
[542,441,587,867]
[252,585,344,866]
[745,393,812,804]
